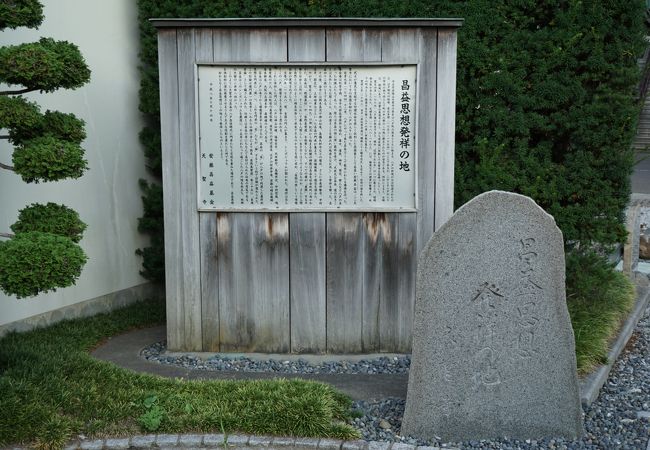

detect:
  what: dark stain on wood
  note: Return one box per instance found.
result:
[363,212,391,245]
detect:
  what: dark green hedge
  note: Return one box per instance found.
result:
[136,0,646,282]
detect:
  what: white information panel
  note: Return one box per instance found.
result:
[196,64,417,211]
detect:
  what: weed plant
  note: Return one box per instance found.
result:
[0,299,358,449]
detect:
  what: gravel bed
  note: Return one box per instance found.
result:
[142,306,650,449]
[142,342,410,374]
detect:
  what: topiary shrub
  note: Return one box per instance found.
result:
[41,110,86,144]
[0,96,87,145]
[0,0,90,298]
[0,38,90,93]
[13,136,87,183]
[0,232,87,299]
[0,0,42,30]
[0,96,41,141]
[11,203,87,242]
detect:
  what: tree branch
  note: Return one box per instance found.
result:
[0,87,37,95]
[0,135,9,139]
[0,232,14,239]
[0,162,15,171]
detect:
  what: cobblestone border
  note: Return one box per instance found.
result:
[26,434,455,450]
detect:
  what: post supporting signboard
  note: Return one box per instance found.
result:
[152,18,462,353]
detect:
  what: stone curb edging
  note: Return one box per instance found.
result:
[579,285,650,407]
[42,434,455,450]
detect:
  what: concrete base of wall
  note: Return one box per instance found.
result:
[0,283,163,338]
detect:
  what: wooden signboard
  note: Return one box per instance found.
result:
[152,18,462,353]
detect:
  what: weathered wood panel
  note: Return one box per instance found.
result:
[376,28,419,352]
[288,29,326,61]
[217,213,290,352]
[288,29,327,353]
[325,29,383,352]
[415,29,438,254]
[325,213,364,352]
[176,29,203,350]
[361,213,393,351]
[289,213,326,352]
[325,29,381,61]
[381,212,416,352]
[200,213,219,350]
[196,29,219,351]
[213,28,287,62]
[158,30,184,350]
[211,29,290,352]
[434,29,457,230]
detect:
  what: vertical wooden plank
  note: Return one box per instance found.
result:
[176,29,202,350]
[289,214,326,352]
[434,29,457,230]
[158,29,184,350]
[213,29,287,62]
[217,213,290,352]
[288,29,327,353]
[288,29,326,61]
[213,29,290,352]
[394,212,417,352]
[196,29,219,351]
[200,213,219,350]
[326,213,364,352]
[326,29,381,62]
[361,213,391,351]
[377,28,420,352]
[415,29,438,254]
[325,29,382,352]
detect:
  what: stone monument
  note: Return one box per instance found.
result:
[402,190,583,441]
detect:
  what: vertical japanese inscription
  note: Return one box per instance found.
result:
[197,65,417,210]
[461,238,542,390]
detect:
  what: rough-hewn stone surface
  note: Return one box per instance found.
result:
[624,205,641,273]
[402,191,583,442]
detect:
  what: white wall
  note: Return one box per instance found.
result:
[0,0,151,325]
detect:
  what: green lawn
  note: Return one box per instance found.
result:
[0,299,358,449]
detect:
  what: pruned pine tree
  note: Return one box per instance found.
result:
[0,0,90,298]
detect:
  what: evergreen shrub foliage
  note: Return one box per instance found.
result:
[13,135,88,183]
[0,231,87,299]
[0,0,43,30]
[0,96,86,145]
[11,202,87,242]
[135,0,646,282]
[0,96,40,138]
[0,1,90,298]
[0,38,90,93]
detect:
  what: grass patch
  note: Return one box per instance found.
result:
[566,251,637,375]
[0,298,358,449]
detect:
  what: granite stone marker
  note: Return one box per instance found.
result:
[402,190,583,442]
